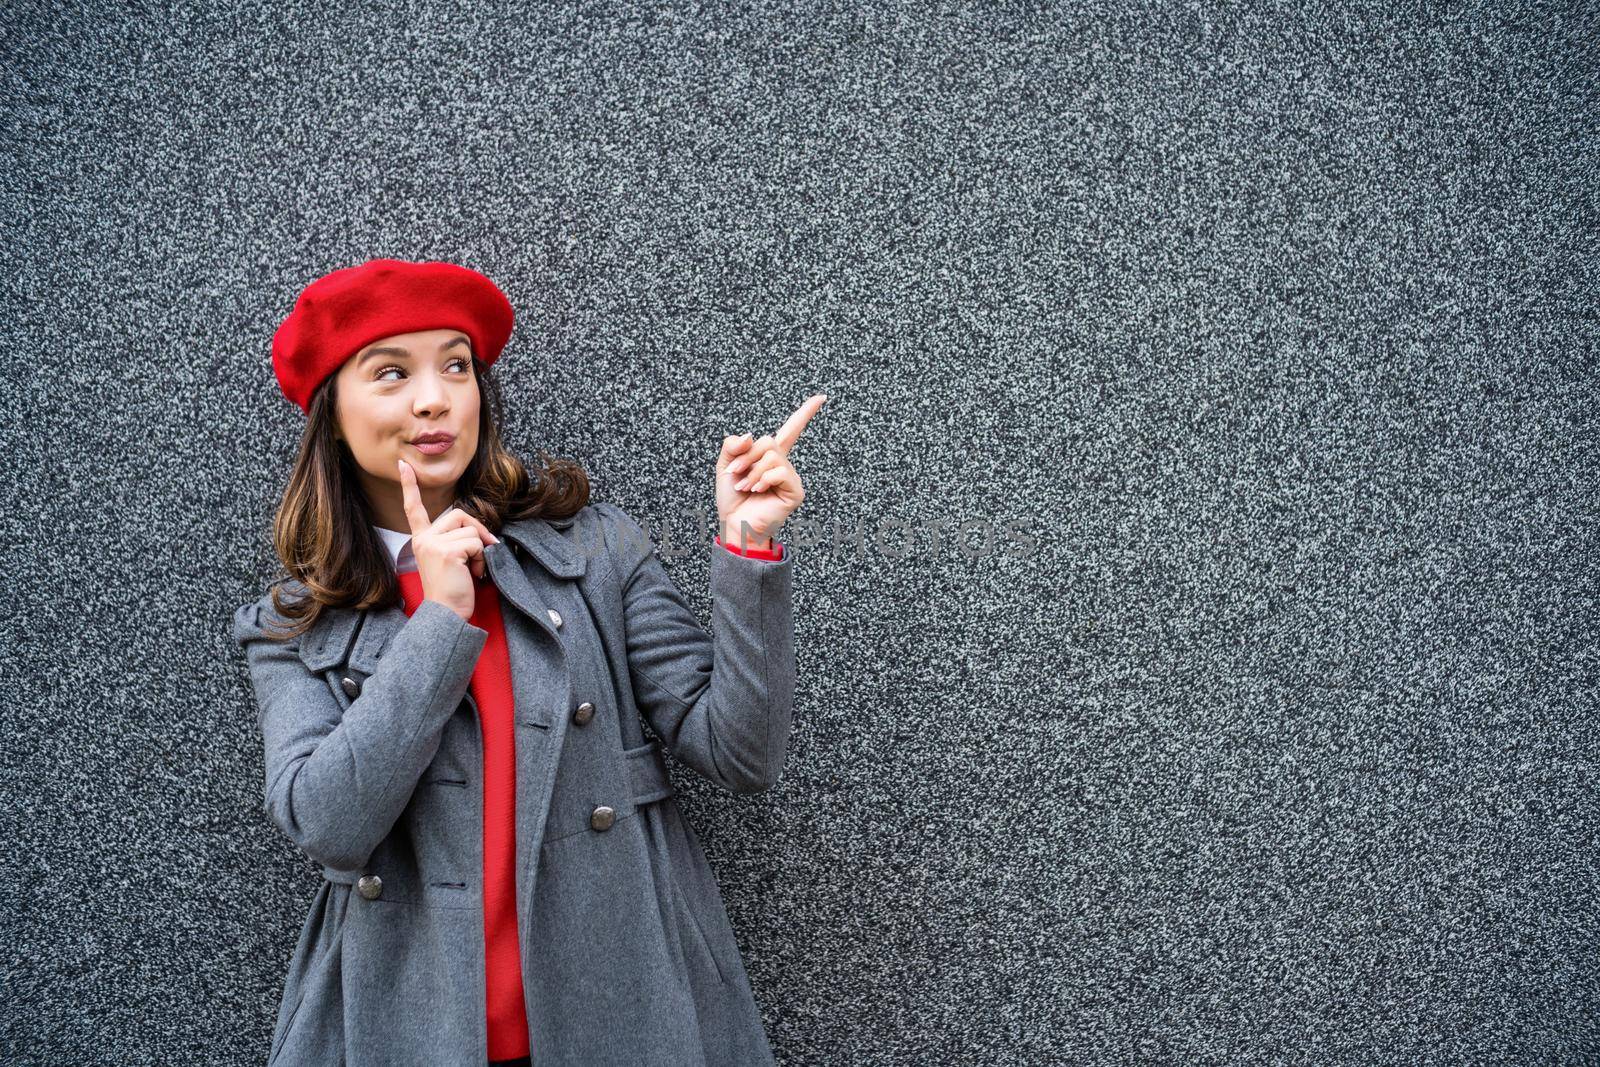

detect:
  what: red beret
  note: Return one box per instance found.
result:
[271,258,515,413]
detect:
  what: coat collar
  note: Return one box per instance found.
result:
[298,512,587,675]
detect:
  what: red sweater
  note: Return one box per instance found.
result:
[394,533,782,1060]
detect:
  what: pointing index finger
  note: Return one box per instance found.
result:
[398,459,432,536]
[772,393,828,453]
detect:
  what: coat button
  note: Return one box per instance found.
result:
[341,676,361,698]
[590,805,615,832]
[357,874,383,900]
[573,701,595,726]
[547,608,563,628]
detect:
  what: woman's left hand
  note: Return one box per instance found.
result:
[716,394,828,549]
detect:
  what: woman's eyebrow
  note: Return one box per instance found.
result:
[357,337,471,365]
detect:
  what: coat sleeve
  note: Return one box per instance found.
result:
[231,589,488,870]
[592,501,797,795]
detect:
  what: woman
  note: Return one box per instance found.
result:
[231,258,825,1066]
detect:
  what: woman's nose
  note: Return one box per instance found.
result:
[413,381,450,413]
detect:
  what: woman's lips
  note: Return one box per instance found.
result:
[410,437,454,456]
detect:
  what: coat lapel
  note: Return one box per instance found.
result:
[499,512,633,750]
[484,514,585,643]
[498,513,587,580]
[346,605,406,675]
[296,602,363,672]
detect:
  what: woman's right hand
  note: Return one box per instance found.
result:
[399,458,500,622]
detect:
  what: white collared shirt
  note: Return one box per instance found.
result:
[373,523,420,574]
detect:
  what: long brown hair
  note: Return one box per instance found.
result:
[259,355,588,641]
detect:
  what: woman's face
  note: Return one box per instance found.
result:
[333,328,481,527]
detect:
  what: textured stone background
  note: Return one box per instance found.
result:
[2,1,1595,1063]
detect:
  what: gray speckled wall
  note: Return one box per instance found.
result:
[2,1,1594,1063]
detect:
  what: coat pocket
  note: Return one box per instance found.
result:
[636,802,718,987]
[673,872,728,986]
[642,799,742,990]
[340,889,483,1059]
[266,991,303,1066]
[268,880,348,1066]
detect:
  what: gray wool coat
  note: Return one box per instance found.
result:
[231,501,796,1066]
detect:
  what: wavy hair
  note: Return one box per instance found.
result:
[259,355,588,641]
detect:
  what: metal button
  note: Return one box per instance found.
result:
[547,608,563,629]
[357,874,383,900]
[341,676,361,698]
[573,701,595,726]
[590,805,615,832]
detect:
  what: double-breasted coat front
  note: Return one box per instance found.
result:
[230,500,796,1066]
